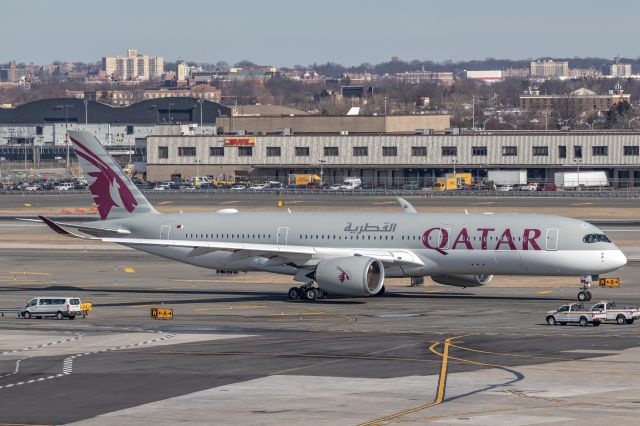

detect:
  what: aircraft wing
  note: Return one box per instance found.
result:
[39,216,423,267]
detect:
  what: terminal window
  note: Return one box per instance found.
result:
[441,146,457,156]
[209,147,224,157]
[574,146,582,158]
[382,146,397,156]
[532,146,549,156]
[266,147,281,157]
[502,146,518,156]
[558,146,567,158]
[353,147,369,156]
[178,147,196,157]
[238,147,253,157]
[592,146,608,156]
[324,146,339,156]
[411,146,427,156]
[472,146,487,156]
[295,147,310,156]
[624,146,640,156]
[158,146,168,159]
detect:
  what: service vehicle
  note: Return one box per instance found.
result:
[20,297,82,320]
[55,182,75,191]
[590,301,640,325]
[554,171,609,189]
[289,174,321,186]
[488,170,527,186]
[546,303,605,326]
[338,178,362,190]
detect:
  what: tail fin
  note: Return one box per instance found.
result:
[68,130,157,220]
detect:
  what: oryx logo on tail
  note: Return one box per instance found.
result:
[70,136,138,220]
[337,266,350,283]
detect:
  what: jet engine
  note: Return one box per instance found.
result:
[430,274,493,288]
[315,256,384,297]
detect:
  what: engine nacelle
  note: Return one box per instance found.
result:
[315,256,384,297]
[431,274,493,288]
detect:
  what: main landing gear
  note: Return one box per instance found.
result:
[577,275,594,302]
[288,284,327,302]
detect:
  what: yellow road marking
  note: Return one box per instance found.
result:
[426,290,445,293]
[124,267,136,273]
[471,201,495,205]
[157,201,173,205]
[536,290,553,295]
[571,202,593,206]
[9,271,51,276]
[0,280,43,284]
[358,335,461,426]
[23,203,32,207]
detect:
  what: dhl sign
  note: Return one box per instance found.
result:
[224,137,256,147]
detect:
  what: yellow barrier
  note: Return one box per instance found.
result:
[599,278,620,287]
[151,308,174,319]
[80,302,92,317]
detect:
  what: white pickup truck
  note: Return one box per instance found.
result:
[546,303,605,327]
[590,301,640,325]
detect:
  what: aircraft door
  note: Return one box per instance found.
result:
[160,225,171,240]
[277,227,289,245]
[546,228,559,251]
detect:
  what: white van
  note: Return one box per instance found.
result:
[338,178,362,191]
[21,297,82,320]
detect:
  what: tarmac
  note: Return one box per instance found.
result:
[1,193,640,425]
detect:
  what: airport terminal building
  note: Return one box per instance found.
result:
[146,130,640,186]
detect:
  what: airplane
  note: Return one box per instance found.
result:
[35,131,627,303]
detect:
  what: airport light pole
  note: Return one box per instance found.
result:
[471,96,475,130]
[573,159,583,191]
[197,98,204,128]
[452,159,458,175]
[52,104,74,174]
[168,103,174,124]
[83,99,88,125]
[318,159,326,186]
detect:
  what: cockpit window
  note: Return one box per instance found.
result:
[583,233,611,244]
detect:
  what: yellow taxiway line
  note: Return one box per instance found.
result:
[358,335,461,426]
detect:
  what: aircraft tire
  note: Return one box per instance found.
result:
[288,287,300,300]
[577,291,588,302]
[304,288,318,302]
[586,291,592,301]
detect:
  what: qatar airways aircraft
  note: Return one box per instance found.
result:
[36,131,626,302]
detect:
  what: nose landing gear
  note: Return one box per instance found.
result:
[577,275,596,302]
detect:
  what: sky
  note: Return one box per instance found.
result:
[2,0,639,66]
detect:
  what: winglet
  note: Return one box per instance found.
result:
[397,198,417,213]
[39,215,71,235]
[38,216,98,240]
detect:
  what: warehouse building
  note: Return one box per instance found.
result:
[146,129,640,186]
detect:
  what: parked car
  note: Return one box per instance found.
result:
[20,296,82,320]
[497,185,513,192]
[538,183,557,192]
[153,182,171,191]
[55,182,75,191]
[230,184,248,191]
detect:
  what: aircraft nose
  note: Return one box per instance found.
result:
[610,249,627,270]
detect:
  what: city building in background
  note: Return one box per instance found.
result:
[530,60,569,79]
[519,85,631,113]
[465,70,503,83]
[102,49,164,81]
[604,56,633,77]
